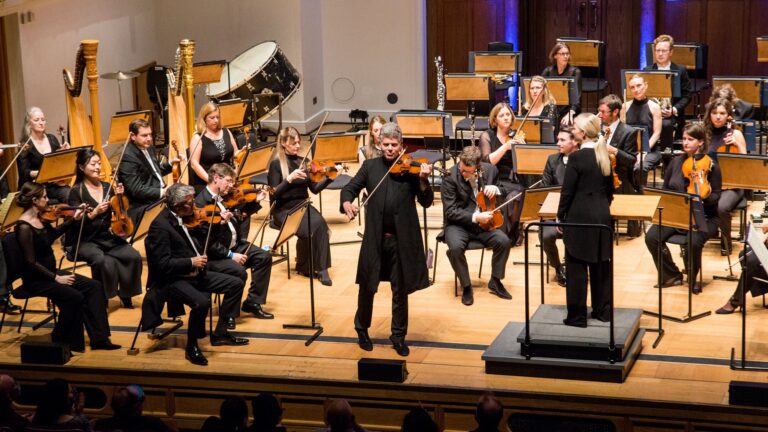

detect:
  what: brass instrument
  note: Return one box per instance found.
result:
[63,40,111,178]
[165,39,195,184]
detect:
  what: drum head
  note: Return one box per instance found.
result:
[207,41,277,98]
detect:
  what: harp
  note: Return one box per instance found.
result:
[166,39,195,184]
[62,40,111,178]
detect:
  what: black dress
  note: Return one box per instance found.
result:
[14,219,111,351]
[67,182,143,300]
[191,129,235,192]
[626,98,661,174]
[541,64,583,120]
[709,125,745,253]
[479,129,526,238]
[557,146,614,326]
[16,134,70,203]
[267,155,332,274]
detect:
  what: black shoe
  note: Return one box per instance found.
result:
[716,301,742,314]
[91,340,122,351]
[391,339,410,357]
[210,332,249,346]
[356,330,373,351]
[691,282,703,295]
[555,267,566,287]
[318,269,333,286]
[653,273,683,288]
[488,278,512,300]
[0,297,21,315]
[461,287,474,306]
[563,318,588,328]
[185,345,208,366]
[242,302,274,319]
[119,296,134,309]
[226,317,236,330]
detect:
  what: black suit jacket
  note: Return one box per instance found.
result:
[441,162,501,231]
[608,122,640,191]
[193,187,259,260]
[645,62,692,116]
[145,208,201,290]
[542,154,566,187]
[118,143,172,220]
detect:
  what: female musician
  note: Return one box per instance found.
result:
[268,127,333,285]
[709,84,754,121]
[541,42,582,125]
[644,123,722,294]
[17,107,71,203]
[363,115,387,160]
[67,149,143,307]
[706,98,747,255]
[479,102,526,242]
[189,102,242,192]
[557,114,613,327]
[716,223,768,314]
[522,75,559,135]
[621,74,662,184]
[15,182,120,352]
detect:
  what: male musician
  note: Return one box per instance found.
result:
[597,94,642,237]
[540,126,579,286]
[193,163,274,321]
[441,145,511,306]
[145,183,248,366]
[341,122,433,357]
[119,118,178,224]
[644,34,692,156]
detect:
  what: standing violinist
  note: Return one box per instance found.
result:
[441,146,511,306]
[16,107,71,204]
[119,119,178,224]
[479,102,526,244]
[268,127,333,286]
[193,163,274,321]
[706,98,747,255]
[644,123,721,294]
[67,149,143,308]
[341,122,433,357]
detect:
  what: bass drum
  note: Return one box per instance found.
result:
[206,41,301,124]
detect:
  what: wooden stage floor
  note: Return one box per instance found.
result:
[2,155,768,430]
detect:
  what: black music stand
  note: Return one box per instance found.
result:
[642,187,710,324]
[730,223,768,370]
[445,73,494,145]
[470,50,522,104]
[279,201,322,345]
[130,200,164,245]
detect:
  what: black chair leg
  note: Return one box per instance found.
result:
[17,298,29,333]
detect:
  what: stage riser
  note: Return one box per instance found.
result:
[520,343,630,362]
[485,361,629,383]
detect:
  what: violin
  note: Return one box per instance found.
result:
[222,184,273,208]
[307,160,348,183]
[389,154,449,176]
[109,191,134,238]
[170,140,181,183]
[181,205,224,228]
[603,128,621,190]
[716,121,739,154]
[681,154,713,199]
[39,204,89,223]
[235,127,250,167]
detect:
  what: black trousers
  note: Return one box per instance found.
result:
[24,273,110,351]
[166,270,243,344]
[539,223,562,270]
[497,179,525,240]
[564,251,611,326]
[294,205,331,274]
[73,240,143,300]
[444,224,510,288]
[207,242,272,307]
[355,235,408,342]
[718,188,744,251]
[729,249,768,305]
[645,222,715,282]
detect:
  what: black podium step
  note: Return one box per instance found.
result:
[515,304,643,362]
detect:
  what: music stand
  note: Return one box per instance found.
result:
[718,154,768,190]
[193,60,226,85]
[236,143,274,182]
[515,145,558,175]
[712,76,765,108]
[37,147,90,189]
[0,192,22,232]
[314,132,361,163]
[217,98,249,129]
[470,51,521,75]
[108,110,152,145]
[515,186,561,280]
[758,37,768,62]
[130,199,164,245]
[521,77,575,113]
[280,201,322,345]
[621,69,678,100]
[642,187,710,323]
[511,118,550,144]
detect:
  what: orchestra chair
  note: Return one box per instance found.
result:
[667,233,705,291]
[0,233,57,334]
[127,286,185,355]
[431,230,489,297]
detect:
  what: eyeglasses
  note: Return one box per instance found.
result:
[654,48,670,53]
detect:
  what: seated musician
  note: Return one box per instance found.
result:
[716,223,768,314]
[193,163,274,321]
[540,126,580,286]
[541,42,582,125]
[598,94,642,237]
[441,145,511,306]
[708,84,754,121]
[16,107,71,204]
[705,98,747,255]
[362,115,387,160]
[119,118,177,224]
[67,149,143,308]
[644,123,722,294]
[15,182,120,352]
[145,183,248,366]
[621,75,662,186]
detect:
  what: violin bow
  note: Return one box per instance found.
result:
[0,136,33,183]
[298,111,331,170]
[511,86,544,140]
[243,200,277,255]
[358,148,408,210]
[102,135,132,203]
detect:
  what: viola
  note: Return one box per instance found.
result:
[603,128,621,190]
[476,192,503,231]
[716,121,739,154]
[681,154,713,199]
[170,140,181,183]
[181,205,224,228]
[389,154,449,176]
[39,204,89,223]
[222,184,274,208]
[109,192,134,238]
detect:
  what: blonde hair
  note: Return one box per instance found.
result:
[573,113,611,177]
[195,102,219,135]
[20,106,44,142]
[277,126,302,178]
[489,102,515,129]
[365,115,387,160]
[524,76,556,111]
[653,34,674,48]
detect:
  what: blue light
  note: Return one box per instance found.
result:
[639,0,656,68]
[504,0,520,51]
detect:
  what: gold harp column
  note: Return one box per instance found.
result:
[181,39,196,142]
[82,39,110,178]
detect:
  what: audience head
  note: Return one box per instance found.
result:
[33,379,75,425]
[0,375,20,407]
[220,396,249,431]
[110,384,145,418]
[324,398,358,432]
[474,393,504,430]
[401,406,438,432]
[251,393,283,429]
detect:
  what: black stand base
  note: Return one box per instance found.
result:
[713,274,739,281]
[643,327,665,349]
[643,309,711,323]
[283,323,323,346]
[730,347,768,371]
